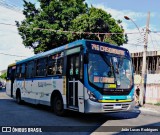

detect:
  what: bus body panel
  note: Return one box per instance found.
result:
[77,81,85,113]
[13,77,67,106]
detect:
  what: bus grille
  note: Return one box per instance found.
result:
[103,104,129,111]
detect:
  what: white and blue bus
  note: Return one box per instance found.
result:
[6,39,135,116]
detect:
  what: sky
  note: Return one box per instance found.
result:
[0,0,160,71]
[86,0,160,51]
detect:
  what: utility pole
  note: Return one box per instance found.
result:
[140,12,150,106]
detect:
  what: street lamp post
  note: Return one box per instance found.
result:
[124,12,150,106]
[124,16,142,36]
[140,12,150,106]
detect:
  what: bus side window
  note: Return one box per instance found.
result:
[75,56,79,75]
[26,61,34,78]
[48,55,56,76]
[21,64,26,78]
[16,65,21,78]
[36,58,47,77]
[56,58,63,75]
[69,58,74,75]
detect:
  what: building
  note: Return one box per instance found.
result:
[131,51,160,104]
[131,51,160,75]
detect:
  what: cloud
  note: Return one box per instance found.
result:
[93,4,148,29]
[92,4,160,53]
[96,4,146,19]
[0,5,34,71]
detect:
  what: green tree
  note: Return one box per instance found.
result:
[70,7,126,45]
[16,0,87,53]
[0,72,7,80]
[16,0,127,54]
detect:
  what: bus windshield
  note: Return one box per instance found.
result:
[88,53,133,89]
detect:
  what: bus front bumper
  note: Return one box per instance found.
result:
[85,99,135,113]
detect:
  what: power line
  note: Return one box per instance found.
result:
[0,21,157,48]
[0,22,146,35]
[128,38,144,43]
[125,31,145,46]
[149,33,157,51]
[151,33,160,47]
[124,43,144,46]
[0,1,22,13]
[153,32,160,38]
[151,30,160,33]
[0,52,27,57]
[0,22,16,26]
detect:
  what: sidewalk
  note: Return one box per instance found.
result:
[142,103,160,112]
[134,103,160,116]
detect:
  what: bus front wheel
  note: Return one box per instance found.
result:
[53,96,65,116]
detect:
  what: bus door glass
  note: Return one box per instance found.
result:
[10,66,16,97]
[67,54,79,108]
[26,61,35,98]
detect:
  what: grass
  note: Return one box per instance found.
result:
[154,103,160,106]
[147,103,153,105]
[146,102,160,106]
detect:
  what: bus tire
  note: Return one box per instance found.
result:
[53,96,66,116]
[16,90,22,104]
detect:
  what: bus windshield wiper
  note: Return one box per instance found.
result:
[99,52,111,67]
[99,52,115,78]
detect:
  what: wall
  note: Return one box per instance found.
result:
[134,74,160,104]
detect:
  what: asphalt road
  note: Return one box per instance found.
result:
[0,88,160,135]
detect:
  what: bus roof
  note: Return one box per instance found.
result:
[16,39,129,64]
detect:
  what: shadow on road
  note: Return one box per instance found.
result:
[18,99,140,123]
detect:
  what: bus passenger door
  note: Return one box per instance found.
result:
[24,61,35,103]
[10,67,16,97]
[67,54,80,109]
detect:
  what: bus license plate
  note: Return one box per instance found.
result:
[114,104,122,109]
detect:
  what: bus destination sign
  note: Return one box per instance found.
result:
[91,44,125,55]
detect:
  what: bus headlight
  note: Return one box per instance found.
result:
[87,90,98,102]
[127,95,134,101]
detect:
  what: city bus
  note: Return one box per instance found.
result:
[6,39,135,116]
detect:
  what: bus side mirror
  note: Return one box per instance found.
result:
[84,54,88,64]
